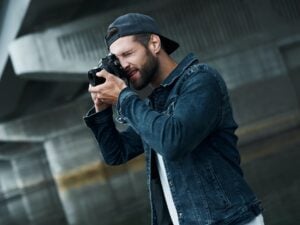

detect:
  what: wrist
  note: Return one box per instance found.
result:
[120,83,128,92]
[95,104,110,112]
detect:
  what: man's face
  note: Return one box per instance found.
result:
[109,35,159,90]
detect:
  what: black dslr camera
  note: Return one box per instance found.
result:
[88,54,127,86]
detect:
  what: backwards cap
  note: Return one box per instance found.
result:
[105,13,179,54]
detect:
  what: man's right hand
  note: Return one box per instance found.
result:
[88,68,127,112]
[89,84,111,112]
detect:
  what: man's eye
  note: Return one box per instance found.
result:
[123,51,133,57]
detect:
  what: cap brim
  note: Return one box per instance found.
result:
[159,35,179,55]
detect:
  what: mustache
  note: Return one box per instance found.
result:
[125,68,138,77]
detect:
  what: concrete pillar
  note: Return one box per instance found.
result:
[0,160,28,225]
[44,127,149,225]
[11,149,67,225]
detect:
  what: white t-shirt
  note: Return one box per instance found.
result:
[156,153,180,225]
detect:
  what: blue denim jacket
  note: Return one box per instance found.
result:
[84,53,262,225]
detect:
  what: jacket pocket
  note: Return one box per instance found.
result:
[201,161,231,210]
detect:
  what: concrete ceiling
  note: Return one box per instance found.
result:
[0,0,147,122]
[0,0,91,121]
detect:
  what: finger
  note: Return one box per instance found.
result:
[88,84,96,93]
[89,83,103,93]
[96,69,110,78]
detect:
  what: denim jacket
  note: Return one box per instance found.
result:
[84,53,262,225]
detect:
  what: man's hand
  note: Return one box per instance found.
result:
[88,69,127,112]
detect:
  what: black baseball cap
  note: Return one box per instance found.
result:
[105,13,179,55]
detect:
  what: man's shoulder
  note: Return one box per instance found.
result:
[181,61,219,83]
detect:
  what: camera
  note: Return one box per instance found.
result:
[88,54,127,86]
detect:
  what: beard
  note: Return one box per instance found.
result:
[131,49,159,90]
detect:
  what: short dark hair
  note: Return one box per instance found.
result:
[106,31,151,49]
[133,33,151,47]
[133,33,166,52]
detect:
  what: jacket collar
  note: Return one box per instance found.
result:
[160,53,199,88]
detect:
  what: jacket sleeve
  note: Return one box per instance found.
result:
[84,107,144,165]
[117,70,222,161]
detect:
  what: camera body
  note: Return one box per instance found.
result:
[88,54,127,86]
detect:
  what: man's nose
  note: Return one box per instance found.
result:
[119,58,129,70]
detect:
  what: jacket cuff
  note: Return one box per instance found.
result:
[116,87,138,123]
[83,106,113,128]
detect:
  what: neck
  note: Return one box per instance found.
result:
[151,52,177,88]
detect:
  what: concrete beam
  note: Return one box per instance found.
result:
[8,0,300,88]
[8,4,167,81]
[0,96,92,142]
[0,143,43,160]
[8,14,109,81]
[209,44,287,90]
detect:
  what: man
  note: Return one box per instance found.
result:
[84,13,264,225]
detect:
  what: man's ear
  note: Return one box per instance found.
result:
[149,34,161,54]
